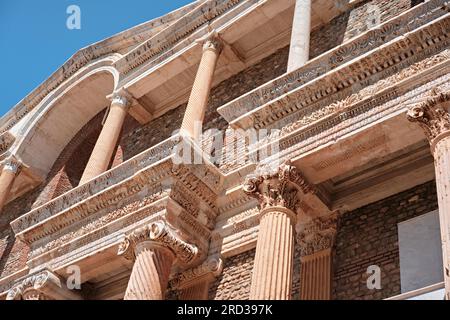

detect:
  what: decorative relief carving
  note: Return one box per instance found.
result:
[297,214,338,257]
[243,162,315,213]
[171,164,217,209]
[31,189,169,256]
[118,220,198,265]
[217,0,449,122]
[249,23,450,131]
[170,257,223,290]
[6,270,58,300]
[407,87,450,147]
[0,132,15,156]
[11,152,175,243]
[116,0,241,74]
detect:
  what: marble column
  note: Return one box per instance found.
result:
[0,157,21,212]
[80,92,130,185]
[287,0,312,72]
[243,163,315,300]
[180,31,223,139]
[297,214,337,300]
[407,88,450,300]
[118,221,198,300]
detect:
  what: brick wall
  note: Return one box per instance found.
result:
[333,181,438,300]
[209,249,255,300]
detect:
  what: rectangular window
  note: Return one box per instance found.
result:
[398,210,443,293]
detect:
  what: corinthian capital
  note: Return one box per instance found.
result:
[108,89,133,109]
[407,88,450,150]
[196,30,224,53]
[2,156,21,174]
[170,257,223,290]
[297,214,338,257]
[118,220,198,264]
[243,162,315,213]
[6,270,80,300]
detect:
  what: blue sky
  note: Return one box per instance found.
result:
[0,0,193,116]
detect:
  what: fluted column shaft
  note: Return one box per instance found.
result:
[179,281,210,300]
[180,33,223,139]
[250,206,295,300]
[0,159,20,212]
[287,0,312,72]
[407,89,450,299]
[300,249,332,300]
[433,137,450,299]
[124,242,175,300]
[80,95,130,184]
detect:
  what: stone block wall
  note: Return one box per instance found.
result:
[333,180,438,300]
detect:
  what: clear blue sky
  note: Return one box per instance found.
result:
[0,0,193,116]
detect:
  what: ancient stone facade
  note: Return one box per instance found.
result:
[0,0,449,300]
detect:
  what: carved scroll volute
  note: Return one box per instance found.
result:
[407,88,450,151]
[243,162,315,215]
[118,220,198,265]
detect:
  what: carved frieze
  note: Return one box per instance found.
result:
[217,0,449,123]
[118,220,198,265]
[297,214,338,257]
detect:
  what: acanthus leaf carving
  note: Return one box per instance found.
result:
[170,256,223,290]
[297,214,338,257]
[407,87,450,148]
[118,220,198,265]
[243,161,315,213]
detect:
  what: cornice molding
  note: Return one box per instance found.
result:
[114,0,241,75]
[0,132,15,157]
[217,0,449,125]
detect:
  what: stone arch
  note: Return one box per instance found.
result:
[11,58,120,182]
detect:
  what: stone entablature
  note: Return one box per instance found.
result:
[217,0,449,126]
[9,135,223,272]
[0,131,15,158]
[221,12,450,131]
[115,0,243,76]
